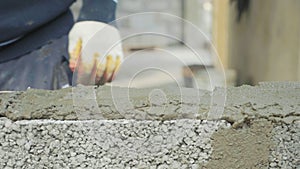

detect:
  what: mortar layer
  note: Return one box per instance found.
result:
[0,82,299,125]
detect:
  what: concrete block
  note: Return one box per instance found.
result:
[0,82,299,168]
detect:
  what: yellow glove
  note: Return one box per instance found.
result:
[68,21,123,86]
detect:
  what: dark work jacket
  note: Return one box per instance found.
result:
[0,0,116,63]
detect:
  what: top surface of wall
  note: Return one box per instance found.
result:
[0,82,299,126]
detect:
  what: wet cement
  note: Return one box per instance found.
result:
[0,82,299,124]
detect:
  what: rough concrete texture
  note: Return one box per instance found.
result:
[270,122,300,169]
[0,118,229,168]
[0,82,299,168]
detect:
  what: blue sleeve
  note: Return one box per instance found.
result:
[77,0,117,24]
[0,0,75,43]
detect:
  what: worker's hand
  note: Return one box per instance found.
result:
[68,21,123,86]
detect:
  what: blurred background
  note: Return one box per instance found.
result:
[72,0,300,90]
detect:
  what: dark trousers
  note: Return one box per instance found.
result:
[0,11,74,91]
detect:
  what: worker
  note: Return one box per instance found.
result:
[0,0,118,91]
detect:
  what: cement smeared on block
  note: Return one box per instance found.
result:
[203,119,273,169]
[0,82,299,168]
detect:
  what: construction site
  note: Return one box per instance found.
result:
[0,0,299,168]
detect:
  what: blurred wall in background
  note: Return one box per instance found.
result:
[116,0,213,50]
[116,0,183,49]
[225,0,300,85]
